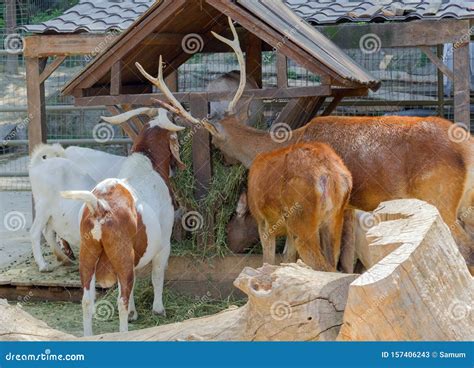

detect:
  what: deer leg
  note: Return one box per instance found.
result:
[294,234,331,271]
[259,222,276,265]
[339,209,356,273]
[325,209,346,272]
[283,235,297,263]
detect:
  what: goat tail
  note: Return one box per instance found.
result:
[61,190,98,214]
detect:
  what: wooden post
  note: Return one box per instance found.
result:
[276,52,288,88]
[5,0,18,74]
[246,32,262,88]
[453,42,471,130]
[110,60,123,96]
[26,57,48,154]
[436,45,445,117]
[165,71,178,92]
[190,94,213,246]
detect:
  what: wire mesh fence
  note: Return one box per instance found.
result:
[0,1,472,191]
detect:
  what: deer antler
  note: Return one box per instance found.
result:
[211,17,246,114]
[136,56,201,125]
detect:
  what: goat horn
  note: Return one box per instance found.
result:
[148,110,185,132]
[101,107,158,125]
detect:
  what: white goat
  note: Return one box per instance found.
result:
[29,155,95,271]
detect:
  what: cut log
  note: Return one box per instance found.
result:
[0,299,73,341]
[90,262,357,341]
[338,199,474,341]
[0,263,356,341]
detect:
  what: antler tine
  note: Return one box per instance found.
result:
[135,56,200,125]
[211,17,246,114]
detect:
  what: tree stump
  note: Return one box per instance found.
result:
[338,199,474,341]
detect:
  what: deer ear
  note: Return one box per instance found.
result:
[232,95,254,123]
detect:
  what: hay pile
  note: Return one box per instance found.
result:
[170,131,247,258]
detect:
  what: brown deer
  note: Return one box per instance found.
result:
[248,142,352,270]
[113,17,474,272]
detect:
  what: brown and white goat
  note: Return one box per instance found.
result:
[248,142,352,271]
[146,17,473,271]
[62,110,184,336]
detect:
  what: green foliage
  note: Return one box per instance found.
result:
[30,8,64,24]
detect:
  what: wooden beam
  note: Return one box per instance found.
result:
[142,33,186,46]
[318,19,471,48]
[110,60,123,96]
[246,32,262,88]
[276,52,288,89]
[107,106,138,141]
[275,96,324,129]
[74,85,332,107]
[453,42,471,129]
[23,34,118,58]
[322,95,343,116]
[26,57,47,154]
[419,46,454,81]
[39,56,66,83]
[164,71,178,93]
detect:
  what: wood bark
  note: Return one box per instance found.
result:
[338,199,474,341]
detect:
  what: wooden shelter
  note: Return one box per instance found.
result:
[60,0,379,200]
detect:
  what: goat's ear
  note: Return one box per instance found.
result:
[169,133,186,170]
[232,95,254,123]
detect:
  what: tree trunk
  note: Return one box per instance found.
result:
[0,300,73,341]
[338,199,474,341]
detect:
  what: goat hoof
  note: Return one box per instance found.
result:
[128,311,138,322]
[153,309,166,317]
[39,266,51,273]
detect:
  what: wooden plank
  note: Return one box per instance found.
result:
[453,42,470,129]
[26,57,47,154]
[318,19,471,48]
[275,96,324,129]
[437,45,445,117]
[142,33,187,46]
[419,46,454,81]
[110,60,123,96]
[246,32,262,88]
[23,34,117,57]
[276,52,288,88]
[322,95,343,116]
[107,106,138,140]
[39,56,66,83]
[74,85,332,107]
